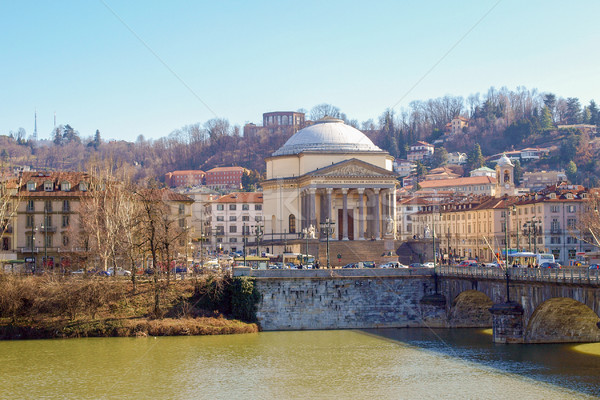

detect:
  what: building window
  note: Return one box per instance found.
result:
[242,215,250,221]
[61,181,71,191]
[62,235,69,246]
[42,181,52,191]
[26,215,34,228]
[62,200,70,212]
[551,236,561,244]
[242,204,249,210]
[229,216,237,221]
[551,219,560,232]
[229,204,237,211]
[62,215,70,228]
[26,200,34,212]
[567,218,576,229]
[44,200,52,212]
[255,216,262,222]
[229,238,237,243]
[216,216,224,221]
[229,226,237,233]
[255,205,262,211]
[44,215,52,228]
[217,204,224,211]
[567,205,576,213]
[289,214,296,233]
[551,205,559,213]
[79,182,88,191]
[45,235,53,247]
[179,218,185,228]
[179,204,185,215]
[27,181,36,191]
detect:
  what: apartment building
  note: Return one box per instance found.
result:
[205,192,263,254]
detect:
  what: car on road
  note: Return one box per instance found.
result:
[457,260,479,267]
[108,267,132,276]
[380,262,407,268]
[361,261,376,268]
[342,263,358,268]
[484,262,503,268]
[540,262,561,269]
[589,264,600,270]
[71,269,86,275]
[423,262,435,268]
[409,263,424,268]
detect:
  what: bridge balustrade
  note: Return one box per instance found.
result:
[438,266,600,286]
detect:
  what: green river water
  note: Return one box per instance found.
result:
[1,328,599,399]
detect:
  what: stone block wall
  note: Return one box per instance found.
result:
[254,276,434,330]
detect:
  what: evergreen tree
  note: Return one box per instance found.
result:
[513,159,523,185]
[565,98,582,124]
[93,129,101,149]
[431,147,448,168]
[466,144,485,172]
[588,100,599,126]
[539,106,554,130]
[543,93,557,122]
[566,160,577,183]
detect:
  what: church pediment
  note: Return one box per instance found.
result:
[306,159,397,179]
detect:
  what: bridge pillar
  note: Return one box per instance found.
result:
[419,293,447,328]
[489,302,524,344]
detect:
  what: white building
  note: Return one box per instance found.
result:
[206,192,263,254]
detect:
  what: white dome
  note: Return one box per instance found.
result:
[497,154,514,167]
[272,117,383,156]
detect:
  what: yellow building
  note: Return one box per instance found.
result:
[262,117,398,242]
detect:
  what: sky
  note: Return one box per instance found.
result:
[1,0,599,142]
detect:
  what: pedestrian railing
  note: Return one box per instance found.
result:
[438,265,600,286]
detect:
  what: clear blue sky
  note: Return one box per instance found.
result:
[1,0,598,142]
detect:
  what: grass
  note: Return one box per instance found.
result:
[0,274,259,340]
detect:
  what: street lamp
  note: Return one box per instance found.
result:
[320,218,334,268]
[243,223,247,267]
[255,224,263,258]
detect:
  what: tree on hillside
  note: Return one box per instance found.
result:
[465,144,485,173]
[589,100,600,126]
[566,160,577,183]
[513,159,523,185]
[310,104,346,121]
[565,98,582,124]
[539,106,554,130]
[543,93,557,122]
[431,147,448,168]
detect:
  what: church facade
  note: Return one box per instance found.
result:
[261,117,398,242]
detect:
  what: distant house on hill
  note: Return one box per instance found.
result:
[445,116,469,136]
[407,141,434,162]
[447,152,467,165]
[243,111,306,138]
[165,170,205,187]
[205,166,247,190]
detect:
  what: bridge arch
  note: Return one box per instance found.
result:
[526,298,600,343]
[448,290,493,327]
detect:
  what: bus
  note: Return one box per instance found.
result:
[233,256,270,269]
[507,252,555,267]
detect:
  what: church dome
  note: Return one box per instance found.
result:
[272,117,383,156]
[496,154,514,167]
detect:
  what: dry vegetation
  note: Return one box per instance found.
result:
[0,274,259,340]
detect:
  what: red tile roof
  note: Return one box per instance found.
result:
[215,192,263,203]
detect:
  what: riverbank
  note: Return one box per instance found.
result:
[0,274,259,340]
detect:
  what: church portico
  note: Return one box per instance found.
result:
[262,117,399,261]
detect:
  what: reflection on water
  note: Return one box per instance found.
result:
[573,342,600,356]
[364,328,600,398]
[0,329,598,399]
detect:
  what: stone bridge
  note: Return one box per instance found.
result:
[234,266,600,344]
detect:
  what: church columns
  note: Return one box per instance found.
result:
[325,188,333,221]
[357,188,365,240]
[373,188,381,240]
[342,188,349,240]
[309,188,316,228]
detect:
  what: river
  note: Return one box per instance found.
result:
[1,328,599,399]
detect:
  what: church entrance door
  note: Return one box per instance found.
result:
[338,209,354,240]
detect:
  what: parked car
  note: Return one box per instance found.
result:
[457,260,478,267]
[108,267,132,276]
[484,262,502,268]
[589,264,600,270]
[409,263,424,268]
[342,263,358,268]
[361,261,376,268]
[422,262,435,268]
[540,262,561,269]
[71,269,85,275]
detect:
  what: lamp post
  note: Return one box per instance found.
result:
[255,224,263,258]
[302,227,308,266]
[42,206,48,272]
[243,223,247,267]
[320,218,334,268]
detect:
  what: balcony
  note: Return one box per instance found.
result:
[550,228,562,234]
[1,226,12,234]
